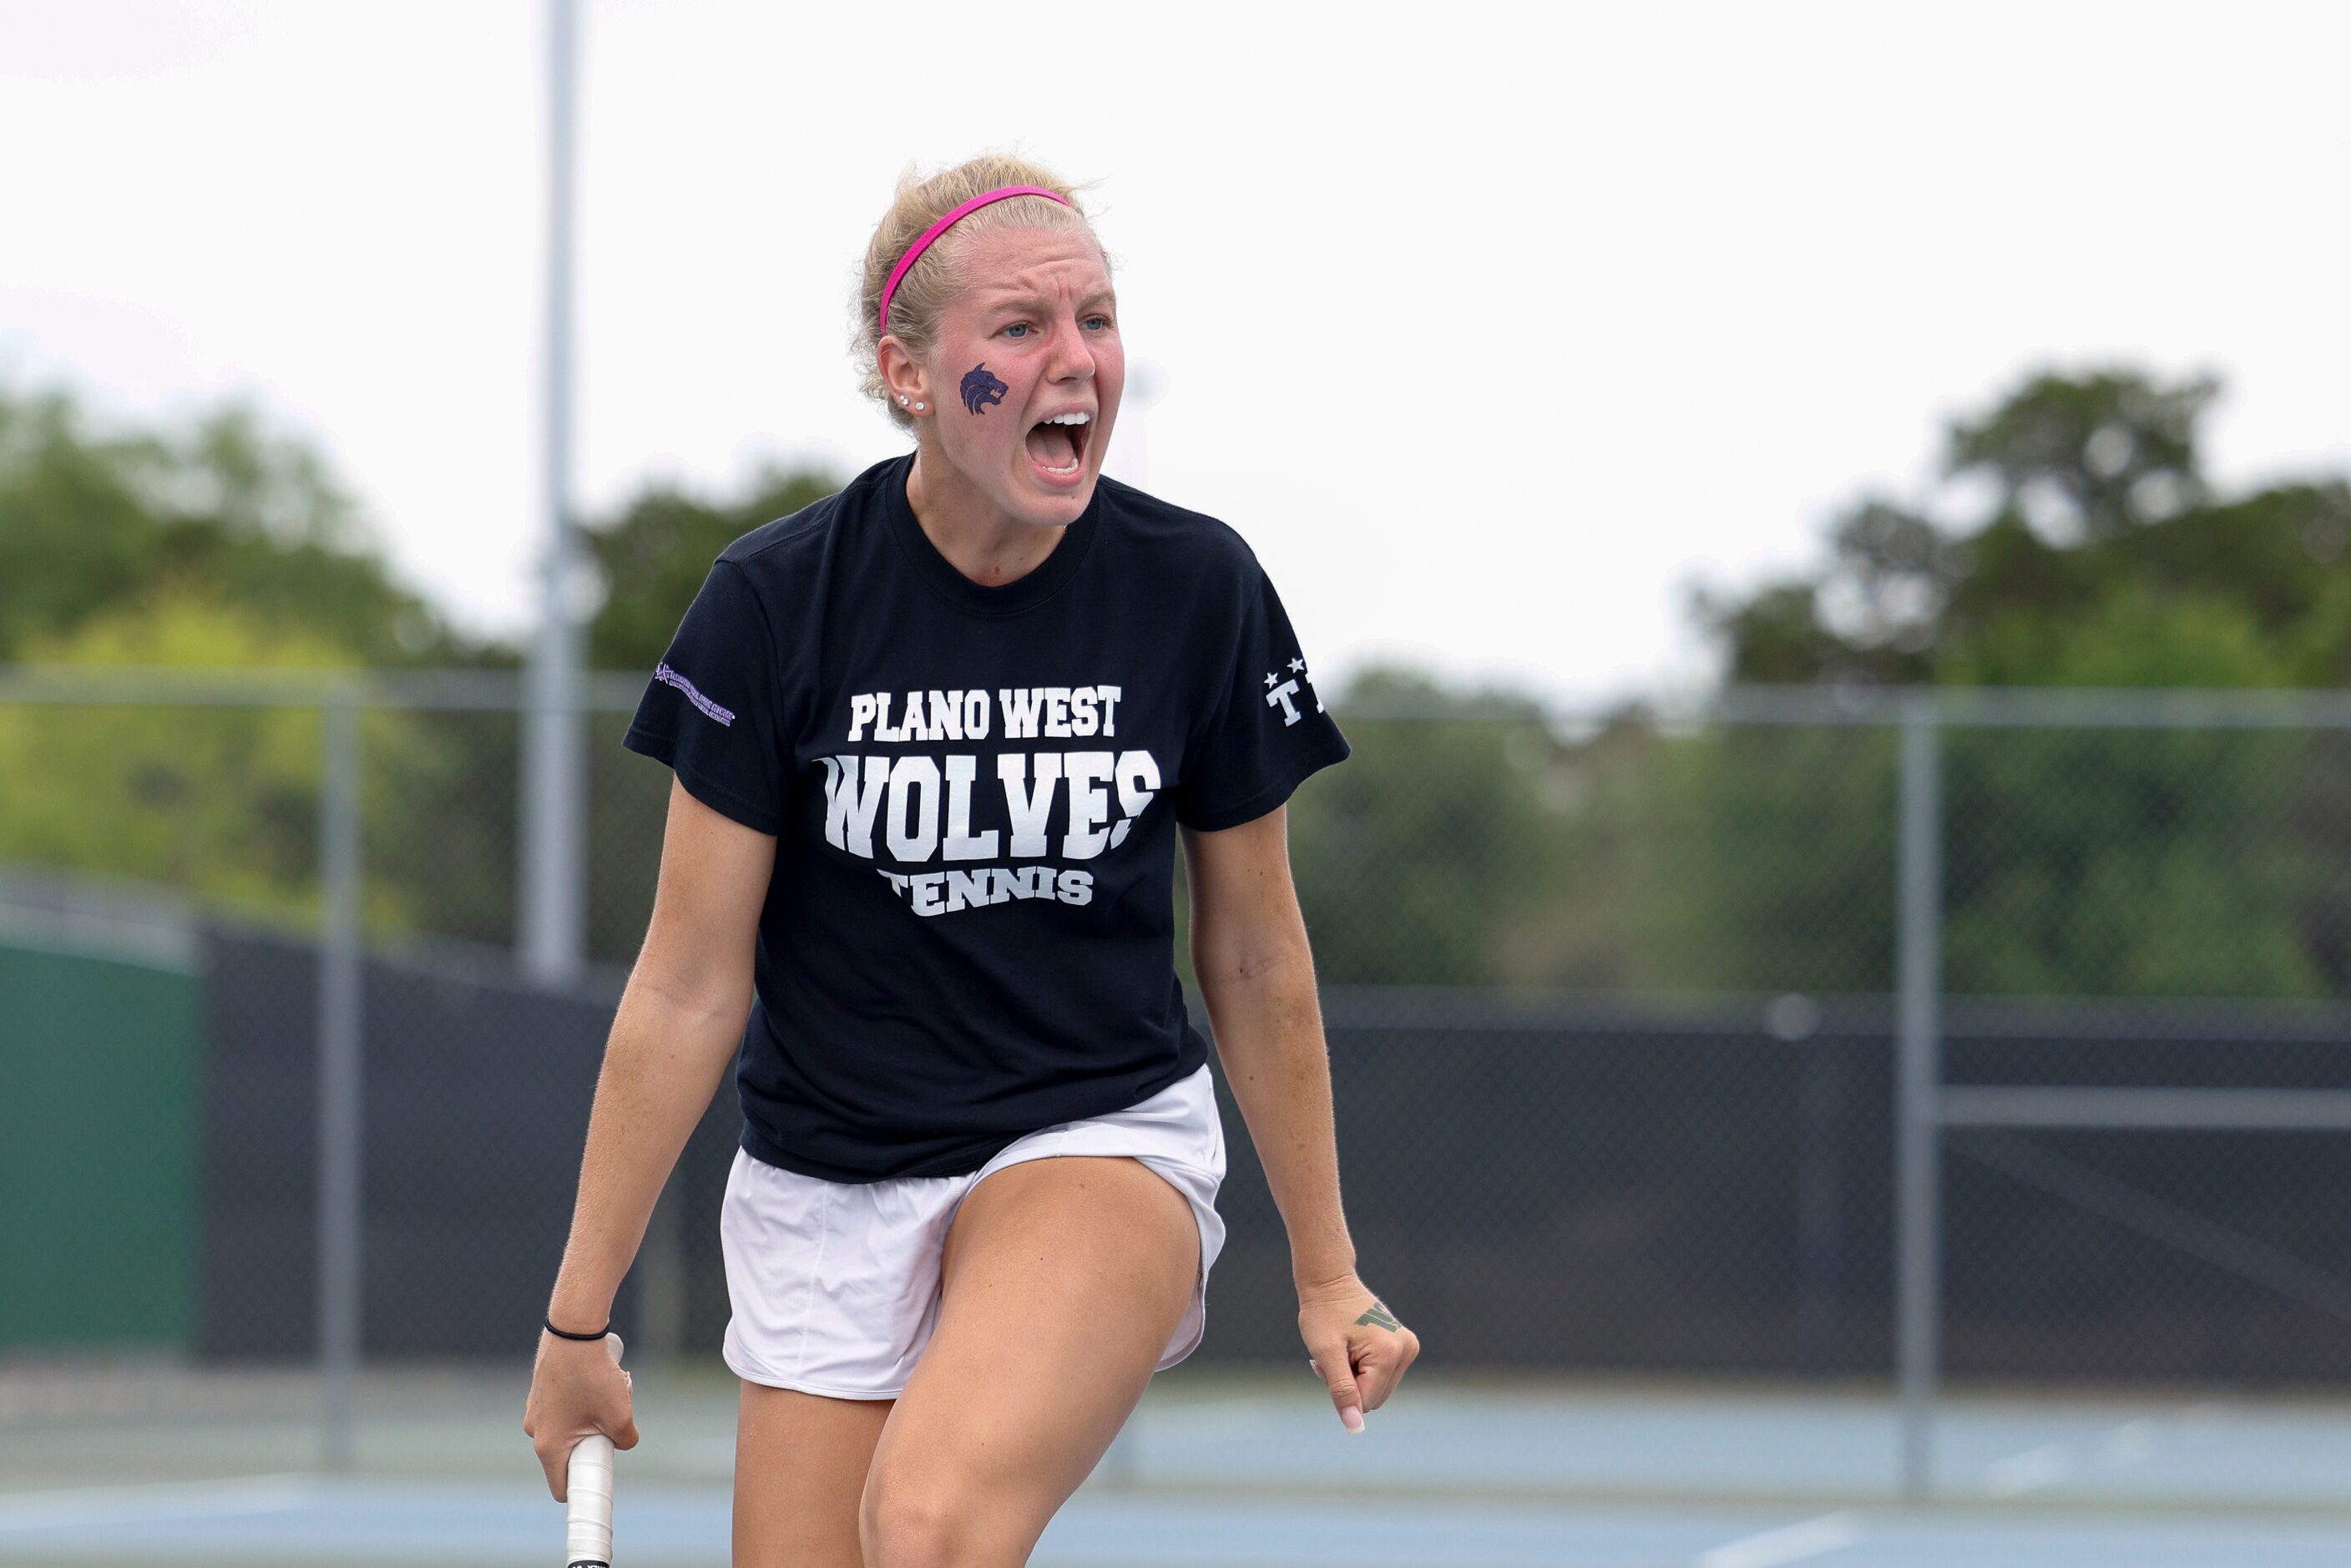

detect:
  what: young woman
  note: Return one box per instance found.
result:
[523,153,1418,1568]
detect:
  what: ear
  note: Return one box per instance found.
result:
[877,336,932,417]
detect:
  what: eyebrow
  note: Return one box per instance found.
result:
[976,286,1117,314]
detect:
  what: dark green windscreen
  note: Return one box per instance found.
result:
[0,939,201,1348]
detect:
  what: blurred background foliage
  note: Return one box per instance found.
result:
[7,368,2351,995]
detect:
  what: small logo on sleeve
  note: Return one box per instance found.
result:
[655,662,736,727]
[1261,655,1322,726]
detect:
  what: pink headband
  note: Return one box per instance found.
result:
[878,185,1074,334]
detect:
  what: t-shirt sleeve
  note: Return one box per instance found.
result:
[1176,554,1351,831]
[620,558,791,836]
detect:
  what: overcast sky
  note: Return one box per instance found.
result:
[4,1,2346,703]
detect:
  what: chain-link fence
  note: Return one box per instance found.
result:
[10,672,2351,1509]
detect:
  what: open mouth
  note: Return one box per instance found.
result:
[1022,410,1093,484]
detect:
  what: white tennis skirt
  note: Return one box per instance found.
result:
[718,1061,1227,1400]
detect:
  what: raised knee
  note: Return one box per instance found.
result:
[860,1473,986,1568]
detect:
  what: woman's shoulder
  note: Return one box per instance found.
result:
[1096,475,1261,579]
[715,457,899,580]
[719,508,828,570]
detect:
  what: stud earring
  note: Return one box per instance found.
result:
[914,402,925,412]
[897,395,909,406]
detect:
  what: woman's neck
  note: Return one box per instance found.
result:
[905,444,1069,588]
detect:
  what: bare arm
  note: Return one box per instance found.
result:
[1182,807,1352,1286]
[1182,805,1418,1429]
[525,776,776,1495]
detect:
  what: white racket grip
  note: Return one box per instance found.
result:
[563,1332,625,1567]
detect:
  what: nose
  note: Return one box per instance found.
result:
[1045,309,1095,384]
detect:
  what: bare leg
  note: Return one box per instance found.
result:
[859,1155,1200,1568]
[735,1381,893,1568]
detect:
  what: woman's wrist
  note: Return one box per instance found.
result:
[1292,1255,1360,1295]
[545,1282,616,1339]
[543,1314,611,1342]
[545,1278,611,1335]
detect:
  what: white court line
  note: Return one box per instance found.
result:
[0,1474,314,1533]
[1695,1510,1863,1568]
[1984,1443,2075,1498]
[1981,1408,2222,1498]
[2098,1419,2156,1468]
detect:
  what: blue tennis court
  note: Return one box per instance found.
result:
[8,1375,2351,1566]
[7,1474,2351,1567]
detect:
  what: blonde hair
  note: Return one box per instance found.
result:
[853,153,1105,432]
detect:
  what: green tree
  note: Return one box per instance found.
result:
[0,382,520,944]
[0,388,158,659]
[1283,666,1539,984]
[0,589,430,936]
[1703,368,2351,688]
[1260,665,1595,986]
[0,382,493,668]
[1679,367,2351,998]
[584,468,840,671]
[1644,725,1900,993]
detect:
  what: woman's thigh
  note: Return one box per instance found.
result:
[859,1154,1200,1568]
[734,1381,894,1568]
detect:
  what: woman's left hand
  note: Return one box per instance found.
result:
[1298,1273,1420,1433]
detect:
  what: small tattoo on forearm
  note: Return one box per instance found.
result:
[1357,1301,1402,1331]
[960,363,1007,413]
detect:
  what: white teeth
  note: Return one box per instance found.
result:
[1043,412,1090,425]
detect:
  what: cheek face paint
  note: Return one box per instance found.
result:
[959,364,1009,414]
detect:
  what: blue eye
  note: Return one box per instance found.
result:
[1084,314,1112,331]
[1003,322,1031,339]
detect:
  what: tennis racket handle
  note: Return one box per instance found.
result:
[563,1330,624,1567]
[564,1432,615,1565]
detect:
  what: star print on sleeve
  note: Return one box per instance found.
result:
[1261,650,1323,725]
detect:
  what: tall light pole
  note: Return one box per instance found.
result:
[521,0,586,986]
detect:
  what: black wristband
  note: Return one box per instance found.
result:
[544,1316,609,1342]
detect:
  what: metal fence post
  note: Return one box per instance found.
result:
[317,693,365,1471]
[1895,697,1944,1503]
[520,0,589,988]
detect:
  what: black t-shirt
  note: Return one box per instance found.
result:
[621,453,1351,1182]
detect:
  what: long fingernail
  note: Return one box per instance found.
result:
[1341,1404,1364,1434]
